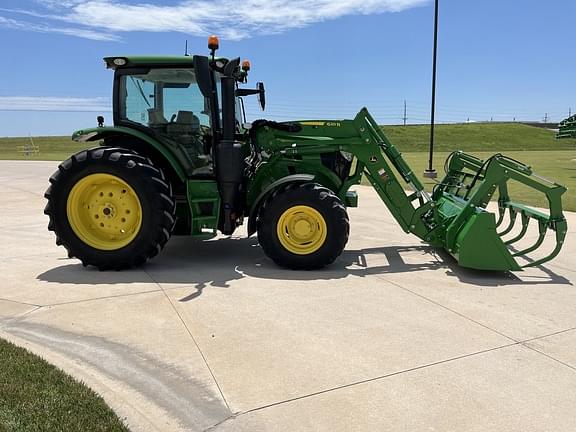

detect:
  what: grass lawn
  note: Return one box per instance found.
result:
[386,124,575,212]
[0,136,83,161]
[384,122,576,152]
[1,122,575,160]
[401,150,576,212]
[0,338,129,431]
[0,123,574,211]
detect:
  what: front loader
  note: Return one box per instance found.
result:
[45,36,568,271]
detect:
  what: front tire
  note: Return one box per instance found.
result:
[44,147,175,270]
[257,183,349,269]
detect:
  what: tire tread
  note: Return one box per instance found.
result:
[44,146,176,270]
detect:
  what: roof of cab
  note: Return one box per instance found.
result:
[103,55,228,70]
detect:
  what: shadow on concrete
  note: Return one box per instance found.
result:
[37,235,572,300]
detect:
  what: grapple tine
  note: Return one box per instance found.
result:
[512,220,547,257]
[504,213,530,245]
[498,207,518,236]
[434,151,567,271]
[522,220,568,268]
[495,202,506,228]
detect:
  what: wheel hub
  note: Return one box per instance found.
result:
[102,205,115,218]
[293,219,312,238]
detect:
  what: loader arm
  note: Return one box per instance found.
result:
[253,108,568,271]
[349,109,438,240]
[349,109,568,270]
[263,108,435,239]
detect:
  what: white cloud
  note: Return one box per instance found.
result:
[0,15,118,41]
[0,96,111,112]
[2,0,428,41]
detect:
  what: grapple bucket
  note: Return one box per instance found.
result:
[432,152,567,271]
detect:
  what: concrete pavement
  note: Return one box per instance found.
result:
[0,160,575,432]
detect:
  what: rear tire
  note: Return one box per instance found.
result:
[257,183,349,269]
[44,147,175,270]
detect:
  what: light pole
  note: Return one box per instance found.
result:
[424,0,439,179]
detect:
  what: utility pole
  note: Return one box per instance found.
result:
[569,108,572,117]
[544,113,548,123]
[403,100,407,126]
[424,0,439,179]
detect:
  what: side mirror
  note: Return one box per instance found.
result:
[236,82,266,110]
[257,82,265,111]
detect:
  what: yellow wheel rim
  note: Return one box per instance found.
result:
[66,173,142,250]
[276,205,327,255]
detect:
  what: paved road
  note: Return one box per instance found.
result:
[1,160,575,432]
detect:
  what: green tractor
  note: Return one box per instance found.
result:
[45,37,568,271]
[557,114,576,139]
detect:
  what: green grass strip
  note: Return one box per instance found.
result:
[0,338,129,432]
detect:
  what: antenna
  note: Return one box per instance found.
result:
[185,40,189,56]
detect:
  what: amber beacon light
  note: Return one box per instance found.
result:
[208,35,219,51]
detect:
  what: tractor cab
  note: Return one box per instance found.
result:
[98,39,266,236]
[104,55,249,175]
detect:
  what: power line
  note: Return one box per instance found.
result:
[403,100,407,126]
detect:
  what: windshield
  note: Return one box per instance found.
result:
[118,68,212,129]
[119,68,245,131]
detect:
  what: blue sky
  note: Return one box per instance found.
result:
[0,0,574,136]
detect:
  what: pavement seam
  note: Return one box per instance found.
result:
[0,305,44,328]
[519,344,576,373]
[228,327,576,422]
[239,341,521,417]
[374,276,518,343]
[203,413,241,432]
[379,275,576,356]
[144,269,233,414]
[520,326,576,344]
[29,261,164,307]
[0,297,41,307]
[43,288,164,307]
[517,326,576,373]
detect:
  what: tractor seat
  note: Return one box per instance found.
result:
[147,109,169,125]
[167,111,200,136]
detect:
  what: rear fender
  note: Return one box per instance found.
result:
[72,126,187,181]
